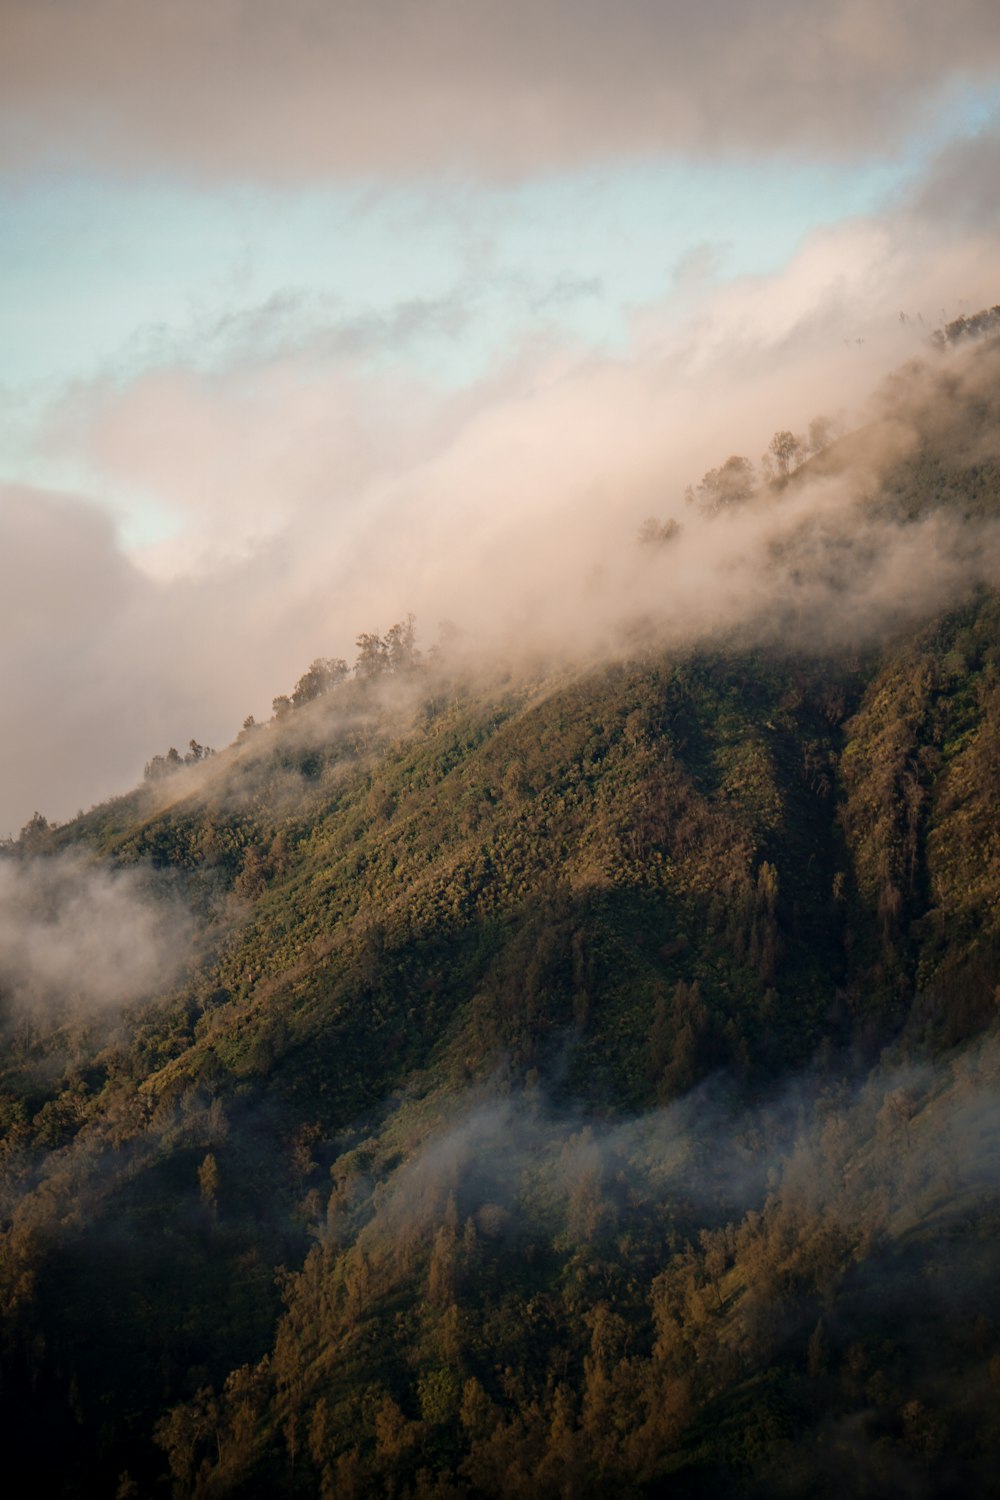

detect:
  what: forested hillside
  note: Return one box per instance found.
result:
[3,331,1000,1497]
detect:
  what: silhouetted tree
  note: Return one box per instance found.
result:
[292,657,348,707]
[690,455,756,514]
[764,429,804,481]
[354,632,388,681]
[384,614,419,673]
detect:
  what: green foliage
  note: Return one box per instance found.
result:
[5,334,1000,1495]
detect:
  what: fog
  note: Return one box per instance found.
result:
[0,850,194,1013]
[362,1035,1000,1249]
[4,240,1000,837]
[319,1024,1000,1488]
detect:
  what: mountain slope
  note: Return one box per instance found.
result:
[3,334,1000,1497]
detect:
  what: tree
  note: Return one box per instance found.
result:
[143,747,182,781]
[427,1220,458,1308]
[806,414,838,455]
[235,846,270,900]
[638,517,681,546]
[308,1398,331,1469]
[384,614,419,673]
[354,616,420,679]
[144,741,212,779]
[373,1393,416,1466]
[199,1152,220,1218]
[17,810,54,851]
[283,1413,299,1481]
[417,1368,461,1426]
[292,657,348,707]
[691,455,756,515]
[807,1318,828,1379]
[155,1387,218,1491]
[354,632,388,681]
[763,430,804,481]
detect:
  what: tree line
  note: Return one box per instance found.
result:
[638,414,841,547]
[144,615,426,783]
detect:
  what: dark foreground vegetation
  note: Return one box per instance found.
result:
[3,328,1000,1497]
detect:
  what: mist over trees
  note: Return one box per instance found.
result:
[687,453,758,514]
[681,408,846,522]
[145,740,216,782]
[3,316,1000,1498]
[143,619,425,789]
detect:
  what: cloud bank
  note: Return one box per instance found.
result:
[3,200,1000,836]
[4,0,1000,178]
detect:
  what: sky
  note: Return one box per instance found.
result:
[3,0,1000,836]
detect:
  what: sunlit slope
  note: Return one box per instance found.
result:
[50,650,858,1121]
[17,617,999,1494]
[4,330,1000,1496]
[56,580,1000,1133]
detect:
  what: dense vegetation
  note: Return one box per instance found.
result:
[3,330,1000,1497]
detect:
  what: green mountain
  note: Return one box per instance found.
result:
[3,329,1000,1498]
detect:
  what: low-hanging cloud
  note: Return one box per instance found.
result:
[3,193,1000,837]
[0,850,194,1014]
[5,135,1000,840]
[3,0,1000,179]
[334,1034,1000,1313]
